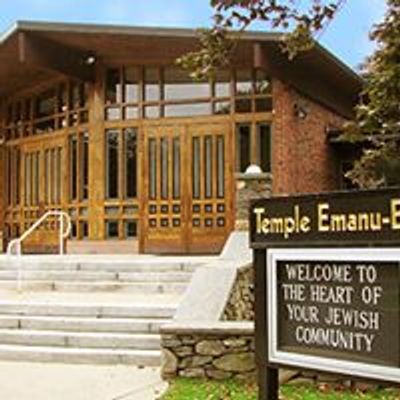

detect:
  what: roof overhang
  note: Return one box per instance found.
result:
[0,21,363,118]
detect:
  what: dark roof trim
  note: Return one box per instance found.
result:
[1,20,284,43]
[0,20,361,84]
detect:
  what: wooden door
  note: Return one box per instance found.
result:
[187,122,233,253]
[20,137,66,252]
[142,120,233,254]
[142,124,187,253]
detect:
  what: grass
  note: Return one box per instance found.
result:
[161,379,400,400]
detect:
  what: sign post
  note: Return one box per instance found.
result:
[250,189,400,400]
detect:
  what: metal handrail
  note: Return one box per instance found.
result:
[6,210,72,290]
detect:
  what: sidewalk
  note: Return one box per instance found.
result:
[0,361,167,400]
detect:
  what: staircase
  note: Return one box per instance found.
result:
[0,256,209,365]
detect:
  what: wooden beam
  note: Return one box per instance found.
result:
[18,32,95,82]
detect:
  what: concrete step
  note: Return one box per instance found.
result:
[0,302,175,318]
[0,270,192,282]
[0,315,167,334]
[0,344,160,365]
[0,260,199,273]
[0,329,160,350]
[0,281,188,293]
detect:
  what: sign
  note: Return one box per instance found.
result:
[268,248,400,383]
[250,188,400,247]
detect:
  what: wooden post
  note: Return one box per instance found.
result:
[254,248,279,400]
[88,63,106,240]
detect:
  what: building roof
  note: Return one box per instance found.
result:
[0,20,363,117]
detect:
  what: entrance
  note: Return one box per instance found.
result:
[142,120,233,254]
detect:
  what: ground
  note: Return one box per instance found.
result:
[0,362,166,400]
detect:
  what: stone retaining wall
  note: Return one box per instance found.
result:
[161,323,255,382]
[223,264,254,321]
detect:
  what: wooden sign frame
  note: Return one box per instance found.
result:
[250,188,400,400]
[267,248,400,383]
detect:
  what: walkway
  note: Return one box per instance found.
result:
[0,361,166,400]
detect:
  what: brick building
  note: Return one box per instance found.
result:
[0,21,362,254]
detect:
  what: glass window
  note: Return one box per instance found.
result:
[257,123,271,173]
[204,136,213,198]
[125,128,137,198]
[105,69,122,104]
[70,135,78,201]
[35,89,56,118]
[164,103,211,117]
[255,69,271,95]
[80,221,89,239]
[213,101,231,115]
[58,83,68,113]
[148,138,157,200]
[173,138,180,199]
[82,133,89,200]
[145,106,160,119]
[124,67,140,103]
[164,67,210,100]
[236,70,253,96]
[145,67,160,102]
[214,70,231,98]
[125,220,137,238]
[106,220,119,238]
[216,136,225,199]
[236,124,251,172]
[192,137,201,199]
[160,138,169,199]
[106,130,119,199]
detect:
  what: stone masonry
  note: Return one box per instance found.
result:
[223,264,254,321]
[161,325,255,381]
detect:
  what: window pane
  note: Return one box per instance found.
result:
[124,67,140,103]
[124,106,139,120]
[105,69,122,104]
[216,136,225,198]
[235,98,252,113]
[106,130,119,199]
[35,89,56,118]
[164,103,211,117]
[236,70,253,96]
[204,136,213,198]
[105,106,121,121]
[125,128,137,198]
[213,101,231,115]
[70,136,78,201]
[145,106,160,119]
[13,149,20,205]
[148,138,157,200]
[255,98,272,112]
[236,124,251,172]
[145,67,160,101]
[254,69,271,95]
[80,221,89,239]
[192,137,200,199]
[106,221,119,238]
[215,70,231,97]
[258,123,271,173]
[164,67,210,100]
[173,138,180,200]
[82,133,89,200]
[160,137,169,199]
[125,220,137,238]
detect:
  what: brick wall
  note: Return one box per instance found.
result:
[272,79,345,195]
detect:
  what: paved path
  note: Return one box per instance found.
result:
[0,362,167,400]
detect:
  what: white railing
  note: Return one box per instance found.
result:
[7,210,72,290]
